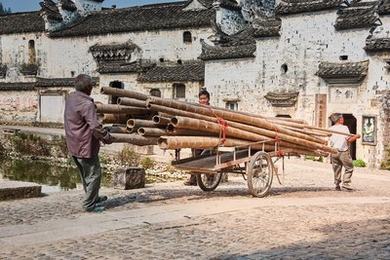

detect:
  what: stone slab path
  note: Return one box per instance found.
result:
[0,159,389,259]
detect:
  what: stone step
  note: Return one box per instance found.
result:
[0,180,42,201]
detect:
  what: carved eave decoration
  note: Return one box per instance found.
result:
[0,64,7,78]
[59,0,77,12]
[97,59,155,74]
[365,36,390,52]
[264,91,299,107]
[334,1,381,31]
[316,60,369,84]
[208,20,231,45]
[40,0,63,22]
[90,41,140,64]
[252,15,282,38]
[276,0,344,15]
[137,61,205,82]
[199,39,256,60]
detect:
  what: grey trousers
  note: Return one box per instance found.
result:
[331,150,353,185]
[73,155,102,211]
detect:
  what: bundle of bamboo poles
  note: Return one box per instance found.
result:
[97,87,340,156]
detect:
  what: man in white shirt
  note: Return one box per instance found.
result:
[329,113,360,191]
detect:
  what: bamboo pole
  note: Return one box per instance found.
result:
[304,125,353,137]
[98,113,130,124]
[95,103,148,115]
[284,126,331,137]
[127,119,157,129]
[166,124,214,136]
[148,97,324,144]
[171,116,270,143]
[117,97,147,107]
[137,127,167,137]
[158,136,319,155]
[149,104,327,147]
[102,88,308,125]
[110,133,158,145]
[108,126,130,134]
[101,87,149,101]
[152,115,171,125]
[171,116,336,154]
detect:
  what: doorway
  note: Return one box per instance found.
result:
[342,114,357,160]
[109,81,124,104]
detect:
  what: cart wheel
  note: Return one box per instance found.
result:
[247,151,273,198]
[196,172,222,192]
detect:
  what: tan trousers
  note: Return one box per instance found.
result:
[331,150,353,185]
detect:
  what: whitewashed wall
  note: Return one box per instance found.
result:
[0,90,38,121]
[0,28,212,80]
[138,81,202,103]
[0,32,45,82]
[205,10,390,167]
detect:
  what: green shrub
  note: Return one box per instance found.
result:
[117,145,140,166]
[0,140,5,160]
[304,155,323,162]
[99,153,111,165]
[11,132,51,157]
[56,136,68,158]
[381,146,390,170]
[140,157,156,170]
[353,159,366,168]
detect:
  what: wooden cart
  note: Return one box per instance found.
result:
[172,139,298,198]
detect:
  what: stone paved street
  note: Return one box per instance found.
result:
[1,158,390,259]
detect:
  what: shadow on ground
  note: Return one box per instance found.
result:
[103,185,335,210]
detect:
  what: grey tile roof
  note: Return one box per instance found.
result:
[198,15,278,61]
[50,2,215,38]
[90,41,140,65]
[199,39,256,60]
[0,12,45,35]
[316,60,369,81]
[264,91,299,107]
[378,0,390,14]
[0,77,99,91]
[365,37,390,51]
[197,0,239,10]
[0,82,36,91]
[90,42,139,52]
[137,61,204,82]
[252,15,282,38]
[36,77,99,87]
[335,1,380,30]
[275,0,343,15]
[97,60,156,74]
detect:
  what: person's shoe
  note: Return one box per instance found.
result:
[97,195,108,203]
[87,205,105,213]
[335,185,341,191]
[342,183,354,191]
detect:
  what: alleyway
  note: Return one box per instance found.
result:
[1,159,390,259]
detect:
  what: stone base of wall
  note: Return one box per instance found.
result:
[112,167,145,190]
[0,180,42,201]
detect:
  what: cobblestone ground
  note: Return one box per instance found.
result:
[1,159,390,259]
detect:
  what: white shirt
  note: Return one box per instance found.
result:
[329,124,350,152]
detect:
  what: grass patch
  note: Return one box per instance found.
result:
[353,159,366,168]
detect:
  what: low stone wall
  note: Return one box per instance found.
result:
[0,181,42,201]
